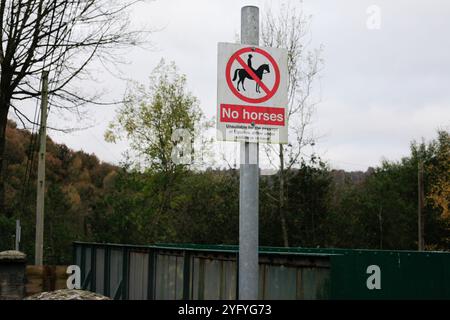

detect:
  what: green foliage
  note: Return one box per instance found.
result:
[326,131,450,251]
[170,170,239,244]
[1,118,448,261]
[260,160,333,247]
[45,184,82,265]
[88,169,239,245]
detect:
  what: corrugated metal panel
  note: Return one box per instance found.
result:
[192,257,201,300]
[221,260,237,300]
[95,248,105,295]
[129,252,149,300]
[297,267,329,300]
[84,247,91,283]
[175,256,184,300]
[155,254,184,300]
[176,256,184,300]
[167,256,176,299]
[261,264,297,300]
[73,242,450,300]
[75,246,81,269]
[110,249,123,297]
[155,254,168,299]
[191,258,237,300]
[203,259,221,300]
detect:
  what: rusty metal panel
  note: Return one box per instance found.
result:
[128,252,148,300]
[203,259,221,300]
[73,243,334,300]
[260,265,330,300]
[220,260,237,300]
[297,267,330,300]
[191,257,237,300]
[95,248,105,295]
[298,268,317,300]
[262,264,297,300]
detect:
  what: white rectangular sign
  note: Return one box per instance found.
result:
[217,42,288,144]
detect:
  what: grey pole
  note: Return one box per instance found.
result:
[239,5,259,300]
[15,219,21,251]
[35,71,49,266]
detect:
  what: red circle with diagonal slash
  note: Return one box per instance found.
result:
[226,47,280,104]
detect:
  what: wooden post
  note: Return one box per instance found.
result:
[15,219,21,251]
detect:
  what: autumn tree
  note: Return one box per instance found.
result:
[426,131,450,221]
[417,130,450,249]
[0,120,117,260]
[0,0,148,215]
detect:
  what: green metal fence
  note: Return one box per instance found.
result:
[73,242,450,300]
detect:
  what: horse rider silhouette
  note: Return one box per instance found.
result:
[232,54,270,93]
[248,54,254,71]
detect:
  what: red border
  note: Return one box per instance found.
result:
[225,47,281,104]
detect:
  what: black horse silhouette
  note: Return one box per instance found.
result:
[232,64,270,93]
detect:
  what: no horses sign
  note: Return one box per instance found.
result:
[217,42,288,144]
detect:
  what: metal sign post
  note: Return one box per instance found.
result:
[239,5,259,300]
[217,5,287,299]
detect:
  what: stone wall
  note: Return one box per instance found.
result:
[0,251,26,300]
[0,250,70,299]
[26,265,69,297]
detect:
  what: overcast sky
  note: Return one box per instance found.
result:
[16,0,450,171]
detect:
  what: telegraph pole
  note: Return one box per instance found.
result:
[418,161,425,251]
[35,71,49,266]
[239,5,259,300]
[15,219,21,251]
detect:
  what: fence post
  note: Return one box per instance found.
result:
[80,246,86,287]
[91,246,96,292]
[147,249,156,300]
[183,251,191,300]
[104,247,111,297]
[122,247,129,300]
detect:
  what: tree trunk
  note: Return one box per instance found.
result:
[279,144,289,247]
[0,91,11,216]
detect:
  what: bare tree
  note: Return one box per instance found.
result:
[261,2,323,247]
[0,0,149,214]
